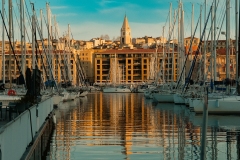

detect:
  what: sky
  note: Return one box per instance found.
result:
[1,0,239,41]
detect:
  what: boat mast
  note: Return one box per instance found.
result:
[114,53,117,85]
[9,0,13,88]
[67,24,72,83]
[181,4,185,84]
[177,0,181,81]
[199,4,202,81]
[162,26,165,83]
[172,10,176,82]
[235,0,239,81]
[20,0,25,79]
[203,0,207,83]
[40,9,45,82]
[46,3,54,81]
[226,0,230,94]
[2,0,5,84]
[191,3,194,64]
[32,15,35,70]
[213,0,217,81]
[210,1,214,91]
[168,3,172,83]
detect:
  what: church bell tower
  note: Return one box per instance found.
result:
[120,15,132,45]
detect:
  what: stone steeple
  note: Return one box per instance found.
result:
[120,15,132,45]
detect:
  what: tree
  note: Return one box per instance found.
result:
[100,34,110,40]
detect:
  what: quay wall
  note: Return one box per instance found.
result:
[0,97,53,160]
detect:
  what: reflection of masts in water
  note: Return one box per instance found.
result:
[211,127,218,160]
[227,131,232,159]
[178,110,185,159]
[237,131,240,159]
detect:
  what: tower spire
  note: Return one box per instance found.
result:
[120,14,131,45]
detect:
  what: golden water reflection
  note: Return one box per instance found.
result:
[48,92,240,160]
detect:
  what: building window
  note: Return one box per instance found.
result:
[97,60,100,64]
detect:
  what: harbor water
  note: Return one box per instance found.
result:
[46,92,240,159]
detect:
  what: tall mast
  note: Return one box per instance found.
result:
[46,3,54,80]
[40,9,45,82]
[168,3,172,83]
[9,0,13,87]
[162,26,165,83]
[32,15,35,69]
[20,0,25,78]
[68,24,72,82]
[177,0,181,81]
[213,0,217,81]
[172,10,176,82]
[203,0,207,82]
[2,0,5,83]
[114,53,117,84]
[235,0,239,81]
[226,0,230,94]
[210,2,214,87]
[199,5,202,81]
[191,3,194,63]
[181,4,185,84]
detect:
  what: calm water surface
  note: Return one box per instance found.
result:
[47,92,240,160]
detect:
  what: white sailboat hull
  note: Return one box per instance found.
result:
[193,96,240,114]
[103,87,131,93]
[0,95,21,106]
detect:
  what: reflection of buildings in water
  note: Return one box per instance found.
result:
[53,93,231,159]
[53,98,82,159]
[120,94,133,156]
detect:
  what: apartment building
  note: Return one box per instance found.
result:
[94,48,178,84]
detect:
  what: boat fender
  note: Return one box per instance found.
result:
[8,89,16,96]
[53,114,56,124]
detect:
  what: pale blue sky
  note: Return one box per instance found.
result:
[1,0,238,41]
[29,0,204,40]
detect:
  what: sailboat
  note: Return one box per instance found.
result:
[191,0,240,114]
[0,0,25,106]
[152,3,179,103]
